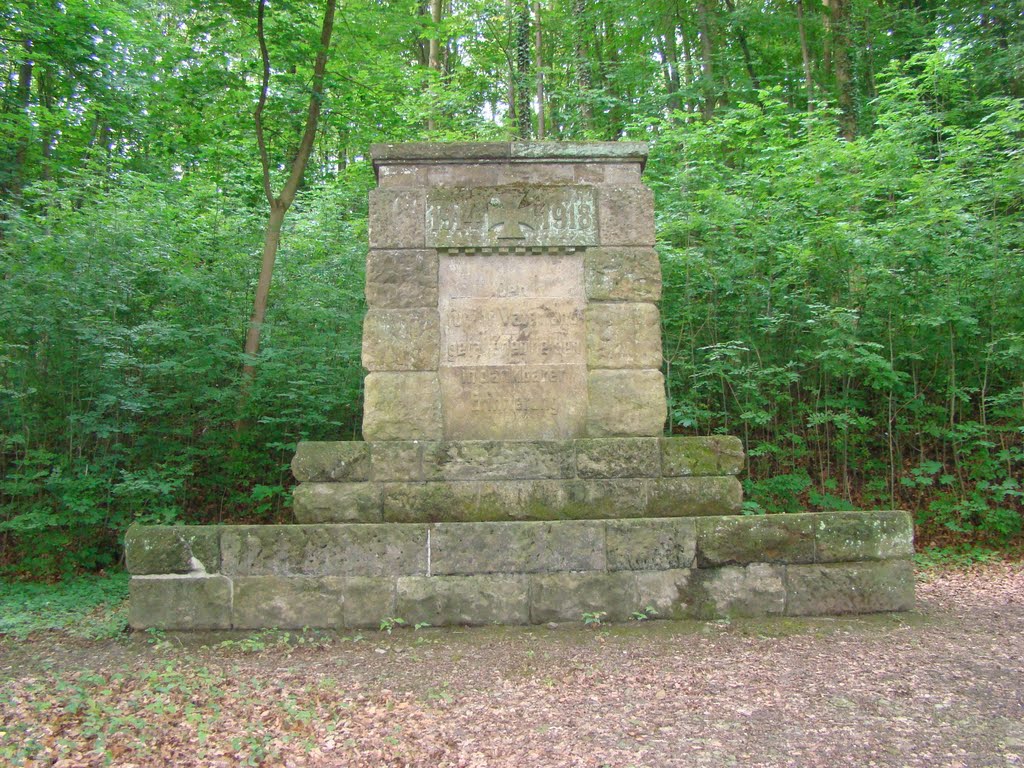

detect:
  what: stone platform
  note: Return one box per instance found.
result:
[291,436,744,523]
[125,510,914,630]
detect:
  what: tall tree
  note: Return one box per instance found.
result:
[241,0,337,391]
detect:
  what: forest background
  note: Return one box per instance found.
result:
[0,0,1021,578]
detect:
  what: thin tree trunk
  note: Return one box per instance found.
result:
[573,0,592,129]
[240,0,336,410]
[662,26,683,117]
[534,0,545,139]
[696,1,715,120]
[427,0,441,131]
[827,0,855,138]
[515,0,532,138]
[722,0,761,93]
[796,0,814,111]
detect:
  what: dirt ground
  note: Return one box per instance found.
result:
[2,563,1023,767]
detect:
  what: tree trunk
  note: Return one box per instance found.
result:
[427,0,442,131]
[825,0,855,139]
[573,0,592,129]
[514,0,532,138]
[722,0,761,93]
[796,0,815,111]
[696,1,716,120]
[534,0,545,139]
[240,0,336,411]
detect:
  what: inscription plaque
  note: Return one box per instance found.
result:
[439,255,587,439]
[426,186,598,249]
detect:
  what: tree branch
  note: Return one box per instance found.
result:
[254,0,274,206]
[278,0,336,210]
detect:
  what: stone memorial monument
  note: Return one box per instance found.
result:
[125,143,915,630]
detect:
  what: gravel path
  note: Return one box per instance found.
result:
[2,563,1022,767]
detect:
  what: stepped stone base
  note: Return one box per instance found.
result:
[125,510,915,630]
[291,436,745,523]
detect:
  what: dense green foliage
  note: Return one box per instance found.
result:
[1,0,1021,575]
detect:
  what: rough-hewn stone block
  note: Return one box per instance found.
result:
[291,442,370,483]
[396,575,530,626]
[530,572,640,623]
[383,481,469,523]
[362,309,440,371]
[694,564,787,619]
[568,478,651,518]
[597,187,655,246]
[586,370,666,437]
[422,440,575,481]
[634,569,695,619]
[431,521,605,575]
[786,560,915,615]
[648,476,743,517]
[370,441,424,482]
[365,249,438,308]
[220,525,427,578]
[585,303,663,369]
[362,372,443,441]
[368,189,425,248]
[125,525,221,575]
[660,436,745,476]
[129,574,232,630]
[815,511,914,562]
[342,577,396,628]
[291,483,383,524]
[584,247,662,302]
[575,437,660,478]
[606,518,696,571]
[474,479,578,521]
[697,514,815,566]
[232,576,345,630]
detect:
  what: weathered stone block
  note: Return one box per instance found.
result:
[362,309,440,371]
[697,514,815,566]
[368,189,425,248]
[648,476,743,517]
[362,372,443,441]
[220,525,428,578]
[375,164,428,188]
[475,479,578,521]
[694,564,787,619]
[396,575,530,626]
[584,247,662,302]
[815,511,914,562]
[585,303,663,369]
[383,481,469,523]
[370,441,424,482]
[422,440,575,481]
[125,524,221,575]
[575,438,660,478]
[291,483,382,524]
[568,478,651,519]
[342,577,396,628]
[431,521,605,575]
[365,249,438,308]
[129,574,232,630]
[634,569,695,619]
[586,370,666,437]
[426,186,598,249]
[786,560,915,615]
[530,571,640,623]
[232,576,345,629]
[606,518,696,571]
[660,436,745,477]
[291,442,370,483]
[598,187,655,246]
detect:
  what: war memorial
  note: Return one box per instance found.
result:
[125,142,915,630]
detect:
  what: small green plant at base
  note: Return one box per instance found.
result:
[379,616,407,634]
[413,621,431,631]
[630,606,659,621]
[582,611,607,626]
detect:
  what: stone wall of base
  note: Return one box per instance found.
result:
[126,511,915,630]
